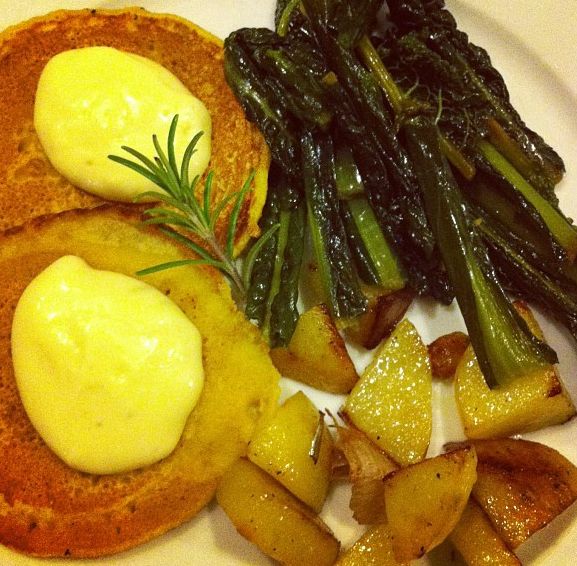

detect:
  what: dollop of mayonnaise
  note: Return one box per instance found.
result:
[11,256,204,474]
[34,46,211,201]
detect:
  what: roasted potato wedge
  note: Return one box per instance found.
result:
[454,302,575,438]
[343,319,432,466]
[449,499,521,565]
[383,445,478,562]
[270,303,358,394]
[247,391,333,513]
[216,458,340,566]
[469,438,577,549]
[455,345,575,438]
[336,524,408,565]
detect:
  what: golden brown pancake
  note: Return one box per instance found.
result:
[0,7,269,250]
[0,205,280,558]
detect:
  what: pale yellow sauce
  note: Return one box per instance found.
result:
[11,256,204,474]
[34,46,211,201]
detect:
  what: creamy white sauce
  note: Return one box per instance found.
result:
[34,46,211,201]
[11,255,204,474]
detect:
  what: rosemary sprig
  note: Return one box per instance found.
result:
[108,114,278,307]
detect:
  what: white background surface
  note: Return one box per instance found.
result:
[0,1,576,564]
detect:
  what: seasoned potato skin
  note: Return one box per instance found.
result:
[270,303,359,394]
[469,438,577,549]
[217,458,340,566]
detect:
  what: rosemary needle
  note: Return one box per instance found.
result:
[108,114,278,308]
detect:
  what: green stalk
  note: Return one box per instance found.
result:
[276,0,302,37]
[334,144,365,199]
[478,218,577,342]
[357,34,476,180]
[358,35,405,116]
[301,129,367,319]
[261,210,291,341]
[404,116,556,388]
[479,140,577,261]
[269,202,306,347]
[346,197,406,291]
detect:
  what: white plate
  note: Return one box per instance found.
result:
[1,1,576,564]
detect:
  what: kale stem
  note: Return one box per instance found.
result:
[357,35,476,181]
[404,116,555,388]
[346,197,406,291]
[261,210,291,340]
[276,0,302,37]
[479,140,577,262]
[357,35,404,116]
[438,135,476,181]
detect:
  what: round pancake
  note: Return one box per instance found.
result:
[0,205,280,557]
[0,8,269,250]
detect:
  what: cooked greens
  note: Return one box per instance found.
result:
[222,0,574,387]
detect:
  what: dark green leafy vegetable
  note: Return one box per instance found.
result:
[223,0,575,384]
[224,29,301,179]
[478,141,577,262]
[300,0,451,301]
[334,143,406,289]
[372,0,577,272]
[403,115,556,388]
[341,197,406,290]
[245,163,306,347]
[463,170,567,267]
[382,0,565,196]
[301,129,368,320]
[477,216,577,343]
[225,23,370,332]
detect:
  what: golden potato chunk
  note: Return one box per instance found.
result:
[470,438,577,549]
[270,303,359,394]
[454,345,575,438]
[343,319,432,466]
[216,458,340,566]
[383,446,478,562]
[247,391,333,513]
[449,499,521,565]
[454,302,575,438]
[336,524,408,566]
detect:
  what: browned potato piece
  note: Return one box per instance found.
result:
[455,345,575,438]
[449,499,521,565]
[216,458,340,566]
[454,302,575,438]
[470,438,577,549]
[270,304,358,394]
[343,288,414,350]
[343,319,432,466]
[383,446,478,562]
[428,331,470,380]
[247,391,333,513]
[336,524,408,565]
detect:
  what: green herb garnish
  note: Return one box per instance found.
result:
[108,114,278,307]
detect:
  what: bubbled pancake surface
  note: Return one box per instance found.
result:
[0,8,269,249]
[0,205,280,557]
